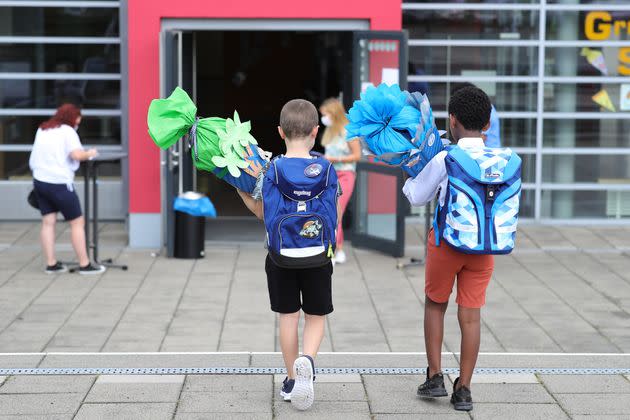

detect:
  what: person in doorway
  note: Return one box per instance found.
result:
[29,104,105,275]
[237,99,342,411]
[403,86,495,411]
[451,82,500,148]
[320,98,361,264]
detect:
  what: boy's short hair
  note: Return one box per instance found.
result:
[448,86,491,131]
[280,99,318,139]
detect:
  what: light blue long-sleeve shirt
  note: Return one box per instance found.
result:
[482,105,501,148]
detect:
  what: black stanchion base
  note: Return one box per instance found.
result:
[396,257,424,269]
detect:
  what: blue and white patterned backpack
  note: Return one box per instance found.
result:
[434,146,522,254]
[263,154,339,268]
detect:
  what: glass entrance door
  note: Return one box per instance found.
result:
[350,31,409,258]
[160,30,196,257]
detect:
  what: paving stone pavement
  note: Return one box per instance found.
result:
[0,353,628,419]
[0,221,629,418]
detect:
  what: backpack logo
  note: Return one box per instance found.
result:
[304,163,323,177]
[293,190,312,197]
[300,220,322,238]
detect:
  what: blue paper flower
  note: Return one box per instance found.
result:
[346,83,446,172]
[346,84,420,165]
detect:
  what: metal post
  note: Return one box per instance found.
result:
[534,0,547,220]
[552,0,578,218]
[92,162,99,263]
[84,163,91,261]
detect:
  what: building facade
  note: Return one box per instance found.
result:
[1,1,628,248]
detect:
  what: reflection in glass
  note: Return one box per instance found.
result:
[0,116,121,145]
[357,39,401,89]
[410,46,538,77]
[544,83,630,113]
[355,170,398,241]
[91,160,121,179]
[546,10,630,41]
[542,190,630,219]
[0,152,121,180]
[545,47,627,77]
[515,153,536,184]
[542,154,630,183]
[518,188,535,219]
[0,44,120,74]
[544,119,630,148]
[548,0,630,3]
[0,7,118,37]
[0,152,30,180]
[403,10,538,40]
[422,83,537,112]
[405,0,536,2]
[501,118,536,148]
[0,79,120,109]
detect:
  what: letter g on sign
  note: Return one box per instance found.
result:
[585,11,612,41]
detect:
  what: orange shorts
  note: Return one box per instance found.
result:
[425,229,494,308]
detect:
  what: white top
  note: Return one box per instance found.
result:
[29,124,83,185]
[402,137,485,208]
[324,131,356,172]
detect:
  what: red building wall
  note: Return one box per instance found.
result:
[127,0,402,216]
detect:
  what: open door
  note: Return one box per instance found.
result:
[160,30,194,257]
[351,31,409,258]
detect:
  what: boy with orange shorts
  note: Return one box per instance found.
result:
[403,86,495,412]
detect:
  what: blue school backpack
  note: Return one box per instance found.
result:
[434,146,522,254]
[262,154,338,268]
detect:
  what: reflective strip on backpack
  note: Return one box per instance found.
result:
[445,213,478,233]
[280,246,326,258]
[496,224,518,234]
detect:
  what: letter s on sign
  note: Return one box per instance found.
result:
[619,48,630,76]
[585,11,612,41]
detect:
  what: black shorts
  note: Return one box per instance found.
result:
[33,179,82,221]
[265,255,333,315]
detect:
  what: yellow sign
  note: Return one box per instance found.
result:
[584,11,630,76]
[584,11,629,40]
[592,89,616,112]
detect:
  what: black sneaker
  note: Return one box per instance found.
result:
[78,263,106,275]
[280,377,295,401]
[45,262,68,274]
[450,377,473,411]
[417,367,448,398]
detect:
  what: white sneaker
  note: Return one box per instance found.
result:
[291,356,314,410]
[334,249,347,264]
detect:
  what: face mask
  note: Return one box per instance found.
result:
[321,115,332,127]
[74,125,79,131]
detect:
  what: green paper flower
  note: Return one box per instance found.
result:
[218,111,258,156]
[211,152,249,178]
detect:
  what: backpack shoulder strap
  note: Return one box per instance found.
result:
[265,156,283,185]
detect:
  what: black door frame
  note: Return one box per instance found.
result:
[351,162,408,258]
[350,30,409,258]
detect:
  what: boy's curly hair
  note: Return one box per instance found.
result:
[448,86,491,131]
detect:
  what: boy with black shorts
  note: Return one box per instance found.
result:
[238,99,341,411]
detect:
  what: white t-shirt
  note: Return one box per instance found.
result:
[29,124,83,185]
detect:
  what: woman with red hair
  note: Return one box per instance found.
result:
[29,104,105,274]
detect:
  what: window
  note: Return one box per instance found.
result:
[0,2,122,184]
[404,1,630,219]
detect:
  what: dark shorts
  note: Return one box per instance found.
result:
[33,179,82,221]
[265,255,333,315]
